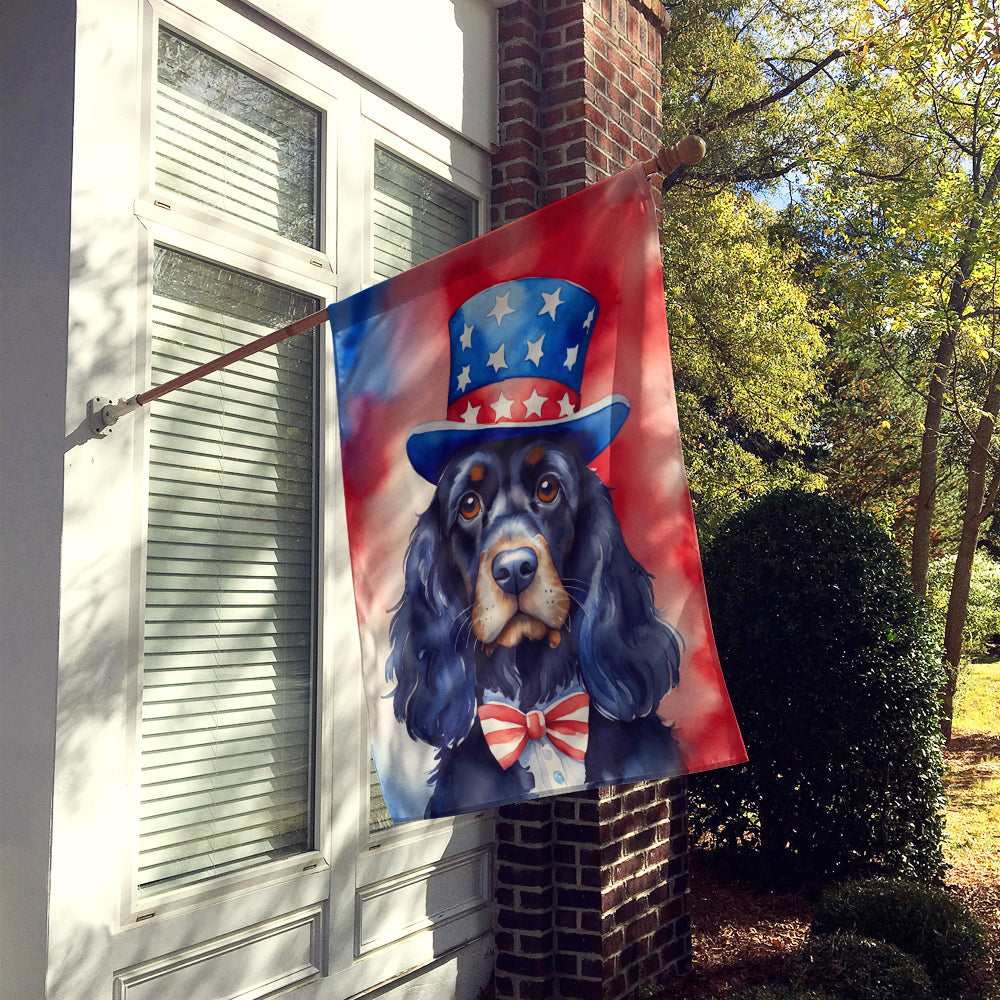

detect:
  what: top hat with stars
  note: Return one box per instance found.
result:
[406,277,630,483]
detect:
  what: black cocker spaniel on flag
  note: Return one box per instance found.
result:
[387,279,682,818]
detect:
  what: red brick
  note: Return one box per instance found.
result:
[499,906,552,932]
[556,951,579,976]
[498,862,552,888]
[625,868,658,896]
[503,78,542,103]
[520,887,554,910]
[499,100,539,124]
[545,118,589,146]
[502,120,543,145]
[520,931,555,954]
[502,39,538,63]
[515,977,556,1000]
[561,980,604,1000]
[558,930,603,955]
[493,138,542,163]
[542,40,587,70]
[491,5,688,992]
[496,952,551,978]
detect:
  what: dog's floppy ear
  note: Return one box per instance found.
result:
[567,469,681,721]
[386,498,477,748]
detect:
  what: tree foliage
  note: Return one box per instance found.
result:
[663,189,825,536]
[660,1,834,537]
[661,0,1000,736]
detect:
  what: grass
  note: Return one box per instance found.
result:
[954,658,1000,733]
[940,657,1000,1000]
[945,659,1000,869]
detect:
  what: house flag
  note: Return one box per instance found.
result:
[329,164,746,822]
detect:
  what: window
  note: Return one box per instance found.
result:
[372,145,477,280]
[139,248,318,894]
[367,146,478,832]
[120,8,493,991]
[155,28,320,247]
[136,26,322,897]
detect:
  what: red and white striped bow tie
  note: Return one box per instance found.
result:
[477,692,590,770]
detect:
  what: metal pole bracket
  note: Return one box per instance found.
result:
[88,396,140,438]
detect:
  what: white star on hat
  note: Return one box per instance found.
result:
[488,292,516,325]
[539,287,564,320]
[487,344,508,373]
[461,402,481,424]
[525,335,545,366]
[460,324,474,350]
[492,392,515,420]
[564,345,579,370]
[524,389,547,417]
[457,365,471,393]
[558,394,575,417]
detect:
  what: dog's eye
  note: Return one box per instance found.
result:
[536,476,560,504]
[459,492,481,521]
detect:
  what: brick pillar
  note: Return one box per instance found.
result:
[491,3,691,999]
[493,0,668,226]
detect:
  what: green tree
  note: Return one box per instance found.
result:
[801,0,1000,736]
[663,189,825,536]
[659,0,843,536]
[660,1,998,738]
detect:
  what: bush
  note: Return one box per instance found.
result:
[792,933,934,1000]
[732,987,837,1000]
[811,878,988,998]
[692,489,946,882]
[927,550,1000,659]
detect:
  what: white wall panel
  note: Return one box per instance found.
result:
[242,0,498,151]
[113,906,323,1000]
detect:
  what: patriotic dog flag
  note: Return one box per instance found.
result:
[329,165,746,822]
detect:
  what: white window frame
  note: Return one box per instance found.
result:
[111,0,495,992]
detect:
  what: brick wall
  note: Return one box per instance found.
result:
[490,3,692,998]
[493,0,668,227]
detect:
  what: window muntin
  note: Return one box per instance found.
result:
[156,27,321,248]
[138,247,319,896]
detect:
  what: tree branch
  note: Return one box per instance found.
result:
[702,49,848,133]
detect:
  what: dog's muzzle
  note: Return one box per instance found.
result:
[473,534,570,650]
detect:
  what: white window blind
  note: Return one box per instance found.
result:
[372,146,478,280]
[368,147,477,831]
[156,28,320,248]
[138,248,319,896]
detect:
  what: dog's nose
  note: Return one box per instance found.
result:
[492,547,538,595]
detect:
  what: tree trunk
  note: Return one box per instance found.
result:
[910,329,955,598]
[911,160,1000,597]
[940,374,1000,741]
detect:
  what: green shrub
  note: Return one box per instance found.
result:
[692,489,946,882]
[927,550,1000,658]
[811,878,988,998]
[793,933,934,1000]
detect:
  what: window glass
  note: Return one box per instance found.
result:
[372,146,477,279]
[156,28,320,248]
[138,246,318,895]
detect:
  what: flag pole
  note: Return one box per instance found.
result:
[642,134,706,177]
[88,136,705,438]
[87,307,330,437]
